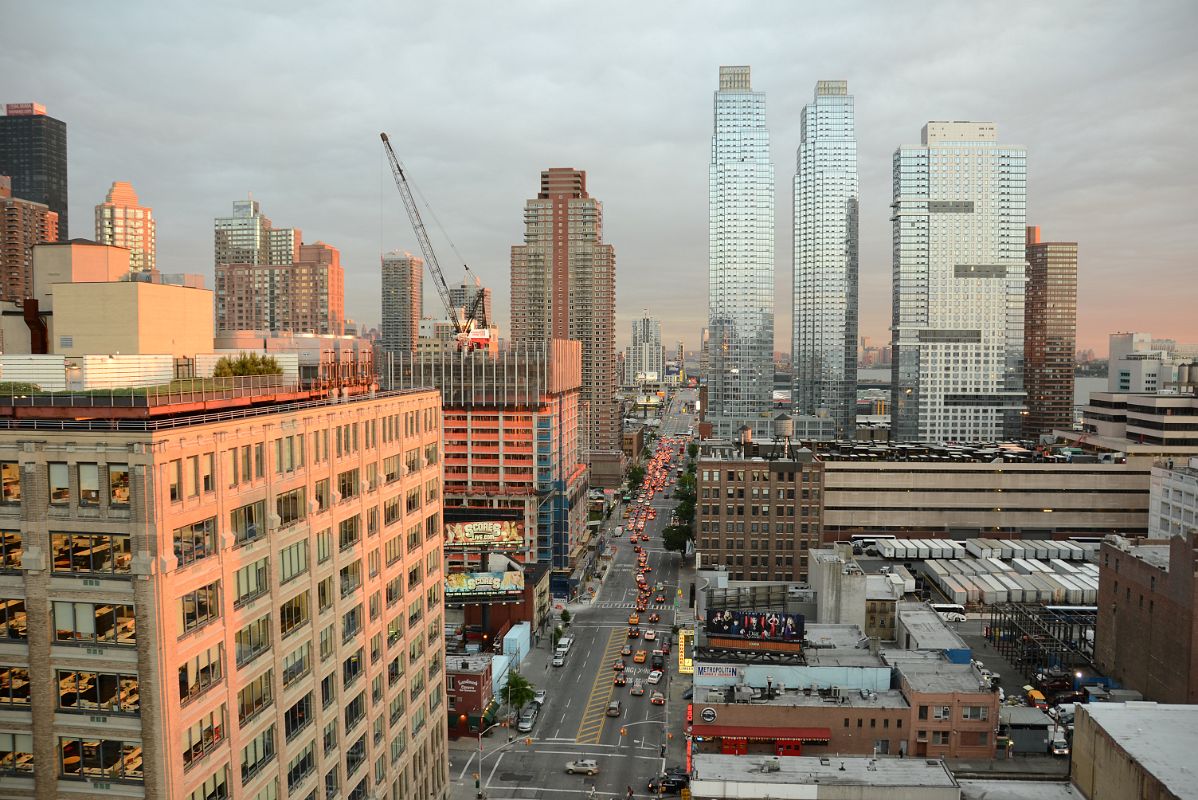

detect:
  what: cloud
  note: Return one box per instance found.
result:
[3,0,1195,355]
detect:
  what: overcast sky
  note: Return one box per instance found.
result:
[4,1,1196,355]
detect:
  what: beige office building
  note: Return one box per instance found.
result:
[95,182,156,274]
[0,384,449,799]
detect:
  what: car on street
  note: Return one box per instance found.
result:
[648,774,689,794]
[565,759,599,775]
[644,630,656,641]
[614,673,626,686]
[533,690,548,706]
[650,691,665,705]
[606,700,622,717]
[628,613,639,624]
[682,687,693,700]
[621,644,632,656]
[630,681,645,696]
[612,660,625,671]
[647,670,663,684]
[517,704,539,732]
[655,582,664,591]
[1051,733,1070,756]
[627,627,640,639]
[552,653,566,667]
[648,612,660,623]
[633,650,647,663]
[655,594,666,603]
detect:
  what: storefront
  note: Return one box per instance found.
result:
[692,723,831,757]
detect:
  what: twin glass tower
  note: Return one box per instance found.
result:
[708,68,859,438]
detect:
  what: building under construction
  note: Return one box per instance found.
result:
[985,603,1096,679]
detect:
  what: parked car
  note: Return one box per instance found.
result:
[606,700,622,717]
[565,759,599,775]
[682,687,693,700]
[533,690,548,706]
[517,704,539,732]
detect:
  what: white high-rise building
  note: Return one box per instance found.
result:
[707,65,775,437]
[381,251,423,355]
[793,80,858,438]
[95,181,156,273]
[628,311,663,384]
[891,122,1027,441]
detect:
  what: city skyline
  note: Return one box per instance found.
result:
[2,3,1196,353]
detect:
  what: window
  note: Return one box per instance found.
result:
[323,719,338,755]
[173,517,218,567]
[319,625,335,661]
[384,495,400,527]
[285,693,314,741]
[0,732,33,775]
[389,730,406,763]
[344,693,366,733]
[201,455,214,493]
[237,669,273,724]
[79,464,100,506]
[235,558,270,607]
[49,462,69,505]
[0,463,20,504]
[53,601,133,645]
[385,534,403,566]
[280,591,310,638]
[338,469,359,502]
[235,615,272,667]
[0,667,29,707]
[389,691,405,723]
[318,576,334,613]
[180,582,221,634]
[0,532,21,572]
[283,642,312,688]
[60,737,144,782]
[232,500,266,546]
[277,487,306,529]
[179,644,224,703]
[182,704,226,769]
[275,435,304,473]
[286,741,315,792]
[315,479,330,512]
[339,515,361,550]
[932,730,950,745]
[241,725,276,784]
[342,648,364,688]
[316,528,332,563]
[340,561,362,597]
[52,532,133,576]
[280,540,309,585]
[383,455,400,483]
[962,705,989,720]
[342,605,362,642]
[321,672,337,709]
[58,669,139,714]
[932,705,951,720]
[170,458,183,501]
[425,512,439,541]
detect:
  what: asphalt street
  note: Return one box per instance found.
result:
[449,390,697,800]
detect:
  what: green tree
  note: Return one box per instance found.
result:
[662,524,692,553]
[551,626,563,647]
[673,473,696,527]
[502,670,537,711]
[213,352,283,377]
[627,465,646,491]
[560,609,572,625]
[687,442,698,460]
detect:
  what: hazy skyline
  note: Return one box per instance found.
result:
[3,1,1195,355]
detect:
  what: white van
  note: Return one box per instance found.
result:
[558,636,574,653]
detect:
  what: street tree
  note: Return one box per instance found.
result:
[662,524,692,553]
[560,609,572,625]
[502,671,537,711]
[627,465,646,491]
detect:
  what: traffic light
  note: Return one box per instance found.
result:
[620,727,627,736]
[524,738,533,745]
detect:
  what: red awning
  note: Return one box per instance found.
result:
[694,725,831,742]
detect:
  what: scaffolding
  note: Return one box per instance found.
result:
[985,603,1096,679]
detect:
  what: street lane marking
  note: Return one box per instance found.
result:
[573,627,625,744]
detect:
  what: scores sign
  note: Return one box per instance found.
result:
[445,521,524,551]
[705,609,805,642]
[445,571,525,604]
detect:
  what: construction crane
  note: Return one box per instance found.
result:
[380,132,491,351]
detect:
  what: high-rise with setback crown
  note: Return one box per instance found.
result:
[891,122,1027,441]
[793,80,858,438]
[95,181,156,273]
[708,66,775,437]
[510,168,619,483]
[628,311,663,384]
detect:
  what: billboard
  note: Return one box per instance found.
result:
[445,571,525,603]
[445,520,524,551]
[705,609,805,641]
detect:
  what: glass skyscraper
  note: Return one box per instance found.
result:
[793,80,858,438]
[891,122,1027,442]
[708,65,775,436]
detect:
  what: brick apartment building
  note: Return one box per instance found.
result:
[0,380,448,799]
[695,441,826,581]
[1096,532,1198,703]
